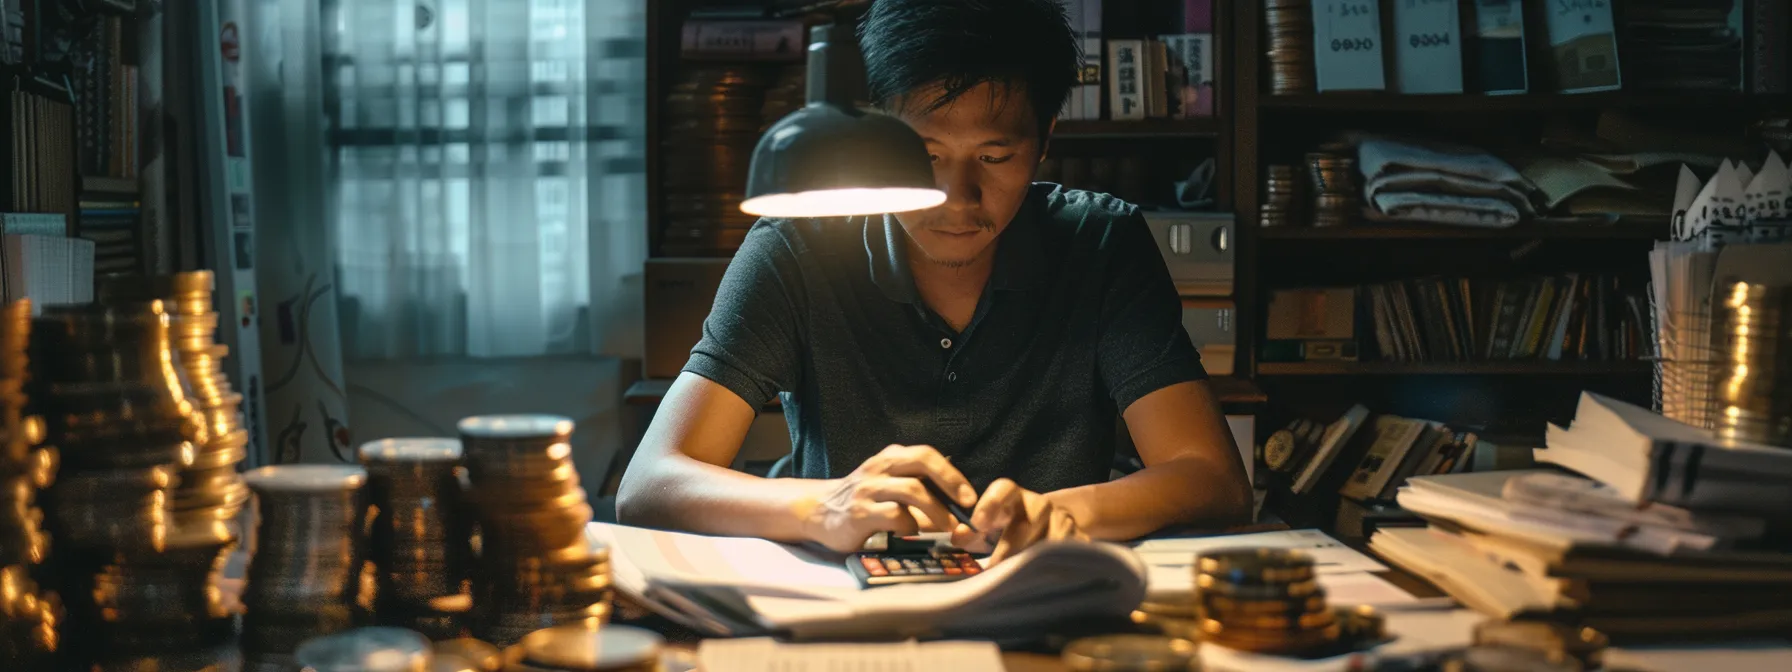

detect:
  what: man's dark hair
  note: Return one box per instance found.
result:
[857,0,1079,134]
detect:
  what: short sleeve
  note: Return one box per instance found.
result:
[1096,209,1209,412]
[683,222,806,407]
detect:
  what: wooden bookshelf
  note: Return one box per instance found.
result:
[1258,221,1668,241]
[1256,361,1652,377]
[80,176,139,198]
[1259,92,1792,113]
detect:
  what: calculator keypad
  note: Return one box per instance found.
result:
[851,551,982,586]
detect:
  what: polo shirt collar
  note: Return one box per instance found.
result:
[865,188,1046,303]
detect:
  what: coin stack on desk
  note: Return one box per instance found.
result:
[1261,165,1299,228]
[499,622,664,672]
[360,438,474,637]
[1193,548,1340,654]
[0,300,61,667]
[458,415,612,646]
[30,301,248,662]
[1264,0,1314,95]
[98,272,252,539]
[661,65,772,257]
[1306,151,1360,227]
[240,464,370,669]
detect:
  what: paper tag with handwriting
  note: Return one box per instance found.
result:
[1394,0,1463,93]
[1313,0,1387,92]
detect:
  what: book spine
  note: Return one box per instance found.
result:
[1062,0,1084,120]
[1108,39,1145,120]
[1754,0,1789,93]
[1082,0,1103,120]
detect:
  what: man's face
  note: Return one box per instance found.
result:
[890,82,1049,268]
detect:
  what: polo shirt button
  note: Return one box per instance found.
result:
[940,338,952,349]
[947,371,958,382]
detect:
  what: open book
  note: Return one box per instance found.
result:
[586,523,1147,642]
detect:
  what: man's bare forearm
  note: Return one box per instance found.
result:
[615,453,823,542]
[1046,456,1251,541]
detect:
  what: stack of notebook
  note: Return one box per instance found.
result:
[1370,391,1792,641]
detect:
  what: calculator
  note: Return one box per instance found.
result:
[847,547,984,587]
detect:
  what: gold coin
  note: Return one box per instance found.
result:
[1197,574,1321,599]
[1197,548,1316,583]
[1061,634,1196,672]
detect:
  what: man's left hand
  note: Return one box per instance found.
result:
[950,478,1088,564]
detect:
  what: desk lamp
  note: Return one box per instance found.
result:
[739,24,943,218]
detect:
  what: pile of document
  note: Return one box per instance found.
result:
[1651,150,1792,427]
[1371,391,1792,641]
[1356,137,1539,229]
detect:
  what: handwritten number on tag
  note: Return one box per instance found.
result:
[1408,33,1451,48]
[1331,38,1376,52]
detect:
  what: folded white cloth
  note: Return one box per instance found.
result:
[1358,137,1533,191]
[1368,191,1524,228]
[1366,170,1538,216]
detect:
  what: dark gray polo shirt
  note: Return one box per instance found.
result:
[685,183,1206,493]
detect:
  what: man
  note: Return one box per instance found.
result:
[618,0,1250,562]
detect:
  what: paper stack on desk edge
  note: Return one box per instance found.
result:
[588,522,1147,641]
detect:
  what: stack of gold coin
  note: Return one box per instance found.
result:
[458,415,611,646]
[240,465,370,668]
[1474,619,1608,670]
[0,299,60,667]
[1716,282,1792,447]
[97,271,251,539]
[661,65,773,257]
[1129,598,1201,641]
[432,638,502,672]
[30,301,242,662]
[359,438,475,634]
[1061,634,1198,672]
[1261,165,1300,228]
[1264,0,1314,95]
[294,626,435,672]
[1194,548,1339,654]
[1305,152,1360,228]
[499,623,663,672]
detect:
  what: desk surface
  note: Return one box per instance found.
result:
[624,376,1269,409]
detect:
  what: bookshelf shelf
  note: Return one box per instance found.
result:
[1259,92,1792,113]
[1258,221,1668,241]
[1053,118,1220,139]
[1256,361,1652,376]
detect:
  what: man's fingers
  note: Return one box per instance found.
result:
[1048,507,1078,541]
[969,478,1022,532]
[873,445,977,506]
[858,477,952,530]
[865,501,919,536]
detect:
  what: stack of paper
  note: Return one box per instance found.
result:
[1371,392,1792,640]
[587,523,1147,642]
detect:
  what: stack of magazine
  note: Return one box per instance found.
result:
[1370,392,1792,640]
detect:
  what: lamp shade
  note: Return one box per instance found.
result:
[739,102,944,218]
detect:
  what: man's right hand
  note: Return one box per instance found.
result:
[794,444,979,553]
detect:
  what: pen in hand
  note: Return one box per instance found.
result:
[922,463,978,534]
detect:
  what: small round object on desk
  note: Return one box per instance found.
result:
[504,623,664,672]
[1335,604,1386,643]
[294,626,434,672]
[1061,634,1198,672]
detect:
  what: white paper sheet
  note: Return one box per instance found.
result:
[1133,529,1388,574]
[1602,641,1792,672]
[1197,608,1482,672]
[696,638,1004,672]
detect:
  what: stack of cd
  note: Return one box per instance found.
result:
[30,301,241,661]
[1306,152,1360,227]
[0,299,60,666]
[294,626,435,672]
[240,465,369,668]
[458,415,611,646]
[661,65,772,256]
[108,273,250,533]
[498,623,664,672]
[1193,548,1340,654]
[1264,0,1314,95]
[359,438,474,634]
[1716,282,1791,447]
[1261,165,1299,227]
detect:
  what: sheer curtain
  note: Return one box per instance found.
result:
[323,0,645,359]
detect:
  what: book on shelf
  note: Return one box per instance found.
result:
[1061,0,1102,121]
[1389,0,1463,94]
[1471,0,1529,95]
[1345,273,1649,365]
[679,19,806,62]
[1541,0,1621,93]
